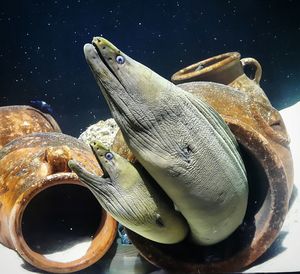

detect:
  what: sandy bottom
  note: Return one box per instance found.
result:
[43,238,92,262]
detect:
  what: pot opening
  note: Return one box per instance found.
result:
[196,55,229,71]
[21,183,102,263]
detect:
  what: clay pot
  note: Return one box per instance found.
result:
[0,132,117,273]
[0,105,61,149]
[171,52,270,106]
[112,81,293,271]
[171,52,293,193]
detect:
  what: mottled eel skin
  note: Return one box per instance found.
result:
[69,141,188,244]
[83,37,248,245]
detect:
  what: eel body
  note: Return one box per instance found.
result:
[83,37,248,245]
[68,141,188,244]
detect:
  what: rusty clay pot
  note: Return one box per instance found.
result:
[0,132,117,273]
[171,52,293,193]
[0,105,61,149]
[111,80,293,272]
[171,52,272,107]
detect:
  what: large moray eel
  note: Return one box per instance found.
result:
[83,37,248,245]
[68,141,188,244]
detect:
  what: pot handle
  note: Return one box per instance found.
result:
[241,57,262,84]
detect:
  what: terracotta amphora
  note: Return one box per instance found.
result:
[0,132,117,273]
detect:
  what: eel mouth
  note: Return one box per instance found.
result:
[91,41,120,81]
[90,144,110,179]
[84,39,130,130]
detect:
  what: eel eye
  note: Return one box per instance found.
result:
[105,152,114,160]
[116,55,125,64]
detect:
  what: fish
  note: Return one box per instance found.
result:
[30,100,54,114]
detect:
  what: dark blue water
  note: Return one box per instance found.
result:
[0,0,299,136]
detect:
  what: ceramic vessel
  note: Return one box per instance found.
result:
[0,105,61,149]
[0,132,117,273]
[171,52,293,192]
[171,52,270,106]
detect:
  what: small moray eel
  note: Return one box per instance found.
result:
[83,37,248,245]
[68,141,189,244]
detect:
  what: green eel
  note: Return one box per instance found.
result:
[83,37,248,245]
[68,141,189,244]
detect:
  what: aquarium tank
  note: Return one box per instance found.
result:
[0,1,299,273]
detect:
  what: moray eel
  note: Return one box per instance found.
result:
[68,141,189,244]
[83,37,248,245]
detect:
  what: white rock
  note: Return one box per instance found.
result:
[79,118,119,148]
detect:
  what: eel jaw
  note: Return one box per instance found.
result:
[83,43,118,84]
[83,38,121,85]
[90,144,110,179]
[68,160,113,189]
[83,42,129,123]
[91,40,120,81]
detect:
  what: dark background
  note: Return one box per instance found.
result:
[0,0,299,136]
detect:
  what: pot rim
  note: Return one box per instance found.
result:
[171,52,241,83]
